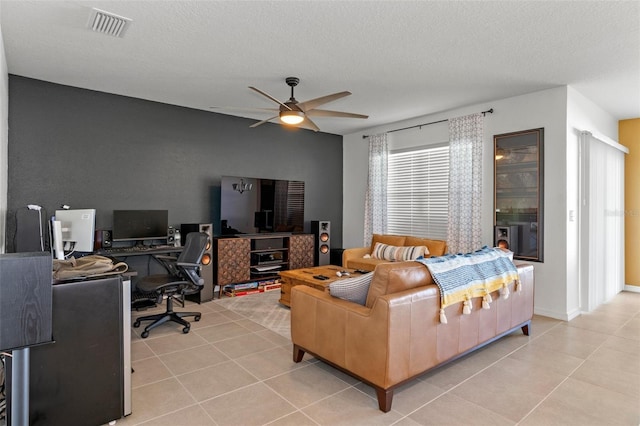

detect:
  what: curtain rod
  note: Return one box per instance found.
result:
[362,108,494,139]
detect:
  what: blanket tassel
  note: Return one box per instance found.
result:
[515,278,521,292]
[462,299,472,315]
[482,294,491,310]
[500,283,510,299]
[439,308,448,324]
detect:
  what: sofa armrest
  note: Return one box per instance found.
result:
[342,247,370,268]
[291,283,440,389]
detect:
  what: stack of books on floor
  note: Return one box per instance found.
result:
[223,278,281,297]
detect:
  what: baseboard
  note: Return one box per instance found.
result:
[534,306,572,321]
[535,289,639,320]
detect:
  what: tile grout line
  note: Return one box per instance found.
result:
[515,312,639,425]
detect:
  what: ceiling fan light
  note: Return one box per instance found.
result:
[280,110,304,125]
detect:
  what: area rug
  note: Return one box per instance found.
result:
[213,290,291,338]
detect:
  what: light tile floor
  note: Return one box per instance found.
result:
[114,291,640,426]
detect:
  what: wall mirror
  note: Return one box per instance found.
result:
[494,128,544,262]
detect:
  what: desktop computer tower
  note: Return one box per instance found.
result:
[14,208,46,252]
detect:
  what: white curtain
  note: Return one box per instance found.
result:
[579,131,626,311]
[363,133,388,246]
[447,113,483,253]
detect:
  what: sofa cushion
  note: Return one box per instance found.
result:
[369,234,406,253]
[371,243,428,261]
[345,257,386,271]
[404,237,447,257]
[329,272,374,305]
[365,262,434,308]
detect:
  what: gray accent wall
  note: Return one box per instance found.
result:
[6,76,343,252]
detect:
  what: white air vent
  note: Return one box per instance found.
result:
[87,8,132,38]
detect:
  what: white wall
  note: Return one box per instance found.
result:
[0,5,9,254]
[343,86,586,320]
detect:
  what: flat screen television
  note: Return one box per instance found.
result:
[112,210,169,242]
[54,209,96,253]
[220,176,304,235]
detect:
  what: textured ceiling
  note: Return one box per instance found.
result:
[1,1,638,135]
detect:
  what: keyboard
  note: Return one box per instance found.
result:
[98,245,181,256]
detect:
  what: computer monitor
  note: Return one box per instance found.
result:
[54,209,96,253]
[112,210,169,242]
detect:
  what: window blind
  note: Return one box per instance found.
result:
[387,144,449,239]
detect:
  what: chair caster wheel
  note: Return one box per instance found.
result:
[194,315,201,321]
[133,320,141,328]
[141,331,149,338]
[182,326,190,334]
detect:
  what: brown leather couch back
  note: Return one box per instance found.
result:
[405,237,447,257]
[369,234,447,257]
[365,261,434,308]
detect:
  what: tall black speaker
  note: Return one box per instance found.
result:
[311,220,331,266]
[495,225,519,251]
[0,252,53,351]
[181,223,214,301]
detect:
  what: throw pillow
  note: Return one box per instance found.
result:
[371,242,427,261]
[369,234,406,253]
[329,272,374,305]
[404,236,441,256]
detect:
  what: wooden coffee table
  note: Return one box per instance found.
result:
[278,265,362,307]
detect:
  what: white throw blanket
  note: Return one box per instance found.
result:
[415,246,520,323]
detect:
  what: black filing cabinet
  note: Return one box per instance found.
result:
[7,275,131,425]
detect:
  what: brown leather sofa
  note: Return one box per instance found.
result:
[342,234,448,271]
[291,260,534,412]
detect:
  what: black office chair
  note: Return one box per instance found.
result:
[133,232,208,338]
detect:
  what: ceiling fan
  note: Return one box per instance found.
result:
[214,77,368,132]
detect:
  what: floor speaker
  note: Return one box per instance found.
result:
[0,252,53,351]
[181,223,214,302]
[311,220,331,266]
[495,225,519,251]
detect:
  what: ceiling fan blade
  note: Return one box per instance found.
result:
[249,116,279,128]
[249,86,292,110]
[298,116,320,132]
[210,106,278,113]
[306,109,368,119]
[297,91,351,112]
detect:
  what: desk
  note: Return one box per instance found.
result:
[97,246,184,307]
[98,246,214,303]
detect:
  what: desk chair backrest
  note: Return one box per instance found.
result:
[176,232,209,290]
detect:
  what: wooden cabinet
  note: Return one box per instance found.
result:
[216,238,250,286]
[288,234,315,270]
[215,234,315,289]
